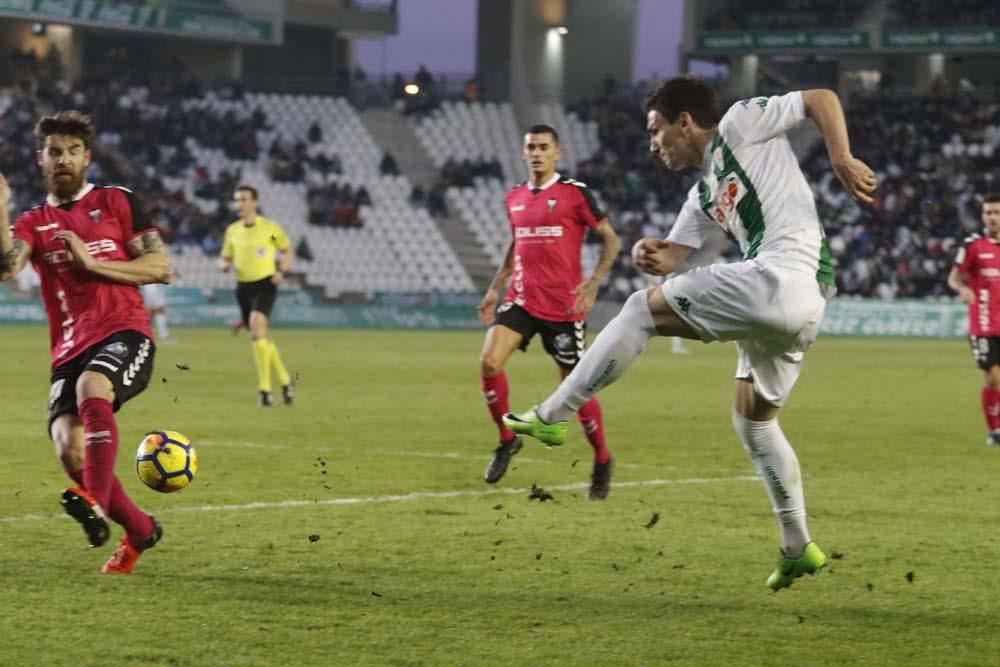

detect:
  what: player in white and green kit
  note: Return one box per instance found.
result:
[504,76,877,591]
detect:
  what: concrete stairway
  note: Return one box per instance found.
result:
[360,109,496,290]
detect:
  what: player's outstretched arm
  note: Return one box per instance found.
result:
[0,172,31,281]
[802,89,877,205]
[53,228,172,286]
[571,220,621,314]
[948,266,975,305]
[478,241,514,327]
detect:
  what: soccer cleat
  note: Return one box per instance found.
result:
[484,437,523,484]
[61,487,110,547]
[588,457,614,500]
[282,382,294,406]
[259,390,273,407]
[766,542,827,591]
[502,407,568,447]
[987,431,1000,446]
[102,517,163,574]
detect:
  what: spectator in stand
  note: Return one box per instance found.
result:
[380,152,400,176]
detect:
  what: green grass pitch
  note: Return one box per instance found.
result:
[0,326,998,666]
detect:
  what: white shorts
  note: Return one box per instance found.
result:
[660,260,828,406]
[140,283,166,310]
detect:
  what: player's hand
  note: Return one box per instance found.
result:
[570,278,599,315]
[958,286,976,305]
[53,230,97,271]
[832,155,877,205]
[0,172,10,209]
[477,288,499,327]
[632,237,672,276]
[271,271,284,285]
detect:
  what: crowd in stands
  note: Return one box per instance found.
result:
[886,0,1000,27]
[0,61,365,252]
[307,182,370,228]
[804,94,998,298]
[702,0,867,31]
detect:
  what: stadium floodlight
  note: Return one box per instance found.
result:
[404,84,420,95]
[556,26,568,35]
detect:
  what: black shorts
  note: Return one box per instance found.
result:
[236,277,278,327]
[969,335,1000,371]
[48,330,156,435]
[494,302,586,370]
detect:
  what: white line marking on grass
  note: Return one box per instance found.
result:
[199,439,669,470]
[0,475,759,523]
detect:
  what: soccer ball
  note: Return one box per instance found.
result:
[136,431,198,493]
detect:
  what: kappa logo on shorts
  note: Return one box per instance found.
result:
[103,342,129,358]
[122,339,151,387]
[674,296,691,314]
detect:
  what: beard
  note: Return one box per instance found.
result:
[45,168,86,201]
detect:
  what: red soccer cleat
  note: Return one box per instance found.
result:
[101,517,163,574]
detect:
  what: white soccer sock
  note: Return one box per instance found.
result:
[732,409,811,557]
[538,290,657,423]
[154,312,169,339]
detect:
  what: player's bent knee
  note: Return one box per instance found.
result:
[480,354,505,377]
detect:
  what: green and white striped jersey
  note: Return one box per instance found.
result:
[667,91,835,286]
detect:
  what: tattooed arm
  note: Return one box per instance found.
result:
[54,228,173,286]
[0,172,32,281]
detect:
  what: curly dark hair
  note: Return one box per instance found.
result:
[34,110,96,150]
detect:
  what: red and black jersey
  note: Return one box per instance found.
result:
[503,173,607,322]
[956,233,1000,336]
[13,183,154,367]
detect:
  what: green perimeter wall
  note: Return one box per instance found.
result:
[0,286,970,337]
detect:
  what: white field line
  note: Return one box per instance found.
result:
[198,439,670,471]
[0,475,760,523]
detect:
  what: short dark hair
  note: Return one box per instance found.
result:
[644,75,720,129]
[235,184,259,201]
[984,193,1000,205]
[525,124,559,144]
[34,110,95,150]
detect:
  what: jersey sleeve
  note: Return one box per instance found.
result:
[723,91,806,147]
[12,212,35,247]
[111,187,153,239]
[956,239,976,274]
[221,225,235,259]
[666,183,714,250]
[271,222,290,251]
[571,182,606,230]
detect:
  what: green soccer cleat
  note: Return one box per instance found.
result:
[502,407,568,448]
[766,542,827,591]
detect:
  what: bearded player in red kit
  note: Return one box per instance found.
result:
[477,124,621,498]
[0,111,172,573]
[948,194,1000,445]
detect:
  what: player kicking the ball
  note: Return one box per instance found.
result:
[505,77,876,589]
[478,124,620,498]
[0,111,171,574]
